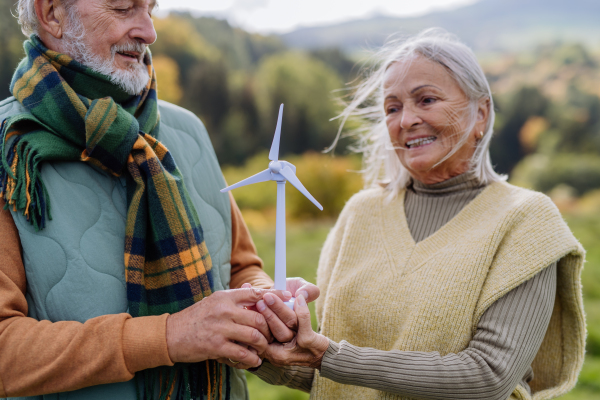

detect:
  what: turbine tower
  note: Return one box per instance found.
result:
[221,104,323,308]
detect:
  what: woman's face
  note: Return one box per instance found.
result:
[383,56,488,184]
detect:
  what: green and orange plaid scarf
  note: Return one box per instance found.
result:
[0,36,230,400]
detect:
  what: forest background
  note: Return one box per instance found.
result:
[1,0,599,398]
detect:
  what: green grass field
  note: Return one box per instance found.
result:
[243,213,600,400]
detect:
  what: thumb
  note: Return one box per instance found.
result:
[294,294,313,337]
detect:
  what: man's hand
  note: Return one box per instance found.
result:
[244,278,320,343]
[165,288,278,368]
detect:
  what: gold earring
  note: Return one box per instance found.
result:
[478,131,484,139]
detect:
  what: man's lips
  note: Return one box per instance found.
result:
[117,51,141,61]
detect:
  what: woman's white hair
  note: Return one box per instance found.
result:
[16,0,78,36]
[332,28,505,196]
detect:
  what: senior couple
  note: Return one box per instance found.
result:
[0,0,585,399]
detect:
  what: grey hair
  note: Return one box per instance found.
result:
[17,0,78,36]
[332,28,505,196]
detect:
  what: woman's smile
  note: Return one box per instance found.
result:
[405,135,437,149]
[383,56,480,184]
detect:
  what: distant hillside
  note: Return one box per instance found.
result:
[280,0,600,53]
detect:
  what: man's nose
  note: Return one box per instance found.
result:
[130,10,157,45]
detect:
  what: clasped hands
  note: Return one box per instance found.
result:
[165,278,329,371]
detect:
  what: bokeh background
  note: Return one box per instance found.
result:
[1,0,599,398]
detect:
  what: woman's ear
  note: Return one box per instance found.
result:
[475,97,491,136]
[35,0,68,39]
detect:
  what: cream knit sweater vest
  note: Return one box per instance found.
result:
[311,182,585,400]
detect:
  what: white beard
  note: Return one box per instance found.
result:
[62,8,150,95]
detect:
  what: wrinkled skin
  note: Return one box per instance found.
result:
[35,0,157,73]
[166,288,283,368]
[383,56,490,184]
[257,294,330,369]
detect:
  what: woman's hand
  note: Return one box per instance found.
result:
[242,278,320,343]
[262,294,330,370]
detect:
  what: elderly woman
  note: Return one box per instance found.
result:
[252,29,586,400]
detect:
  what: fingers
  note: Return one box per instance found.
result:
[294,282,320,303]
[228,287,290,307]
[285,278,320,303]
[228,287,265,307]
[262,293,298,331]
[294,294,314,337]
[256,299,296,343]
[219,341,263,368]
[218,346,261,370]
[269,289,293,301]
[232,308,273,343]
[218,357,253,369]
[228,324,269,354]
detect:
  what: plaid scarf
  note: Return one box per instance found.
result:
[0,36,229,400]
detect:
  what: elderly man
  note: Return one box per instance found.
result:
[0,0,316,399]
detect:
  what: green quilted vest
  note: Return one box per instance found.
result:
[0,97,249,400]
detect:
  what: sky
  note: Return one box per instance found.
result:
[157,0,479,34]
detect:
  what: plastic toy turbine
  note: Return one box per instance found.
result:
[220,104,323,309]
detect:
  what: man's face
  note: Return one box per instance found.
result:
[62,0,158,94]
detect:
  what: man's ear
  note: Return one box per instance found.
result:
[35,0,68,39]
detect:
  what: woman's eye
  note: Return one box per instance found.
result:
[116,8,132,14]
[421,97,436,105]
[386,106,400,115]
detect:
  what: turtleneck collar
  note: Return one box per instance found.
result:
[408,172,485,197]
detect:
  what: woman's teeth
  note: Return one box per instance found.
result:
[406,136,436,148]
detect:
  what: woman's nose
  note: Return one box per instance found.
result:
[400,106,422,130]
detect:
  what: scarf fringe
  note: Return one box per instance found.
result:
[0,120,49,230]
[136,361,230,400]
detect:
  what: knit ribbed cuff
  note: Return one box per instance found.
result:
[250,360,284,384]
[122,314,173,373]
[319,339,341,378]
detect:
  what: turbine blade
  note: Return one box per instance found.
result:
[220,169,272,192]
[279,166,323,210]
[269,104,284,161]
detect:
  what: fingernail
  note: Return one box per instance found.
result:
[265,294,275,305]
[297,295,306,307]
[256,300,266,312]
[283,291,292,299]
[257,358,262,366]
[300,290,309,300]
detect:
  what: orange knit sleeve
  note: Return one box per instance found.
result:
[0,199,173,397]
[228,193,274,289]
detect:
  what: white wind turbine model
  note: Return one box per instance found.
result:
[221,104,323,309]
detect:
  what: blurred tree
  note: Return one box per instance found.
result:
[491,87,549,174]
[153,55,183,104]
[511,153,600,196]
[152,15,220,88]
[0,0,27,100]
[549,85,600,153]
[254,52,343,156]
[310,48,357,82]
[175,13,286,71]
